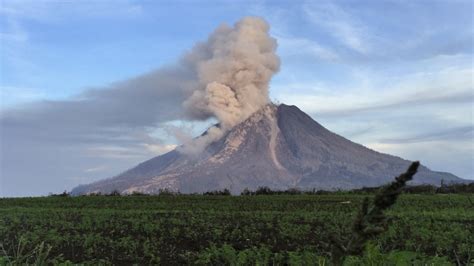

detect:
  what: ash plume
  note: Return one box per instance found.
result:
[1,17,279,195]
[180,16,280,153]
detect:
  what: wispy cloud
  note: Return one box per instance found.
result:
[380,126,473,144]
[1,1,472,196]
[0,86,47,108]
[276,35,340,61]
[303,1,370,54]
[276,63,473,117]
[0,0,143,22]
[366,140,473,179]
[0,0,145,90]
[84,165,108,173]
[273,52,473,179]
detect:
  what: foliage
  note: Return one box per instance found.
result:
[48,190,70,197]
[195,244,328,265]
[1,192,472,264]
[343,243,453,266]
[157,188,180,196]
[331,161,420,265]
[203,189,231,196]
[436,181,474,194]
[0,236,70,265]
[239,179,473,196]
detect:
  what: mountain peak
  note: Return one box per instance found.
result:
[72,103,463,195]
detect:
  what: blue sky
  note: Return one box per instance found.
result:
[1,0,473,196]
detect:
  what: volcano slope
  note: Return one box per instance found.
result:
[72,104,462,194]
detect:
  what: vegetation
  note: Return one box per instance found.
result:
[238,182,474,196]
[330,161,419,265]
[2,163,473,265]
[1,193,472,264]
[203,188,231,196]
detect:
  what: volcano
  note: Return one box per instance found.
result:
[72,104,462,195]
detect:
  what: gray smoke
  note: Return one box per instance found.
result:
[1,16,279,196]
[180,16,280,153]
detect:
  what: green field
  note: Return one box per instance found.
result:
[1,194,473,265]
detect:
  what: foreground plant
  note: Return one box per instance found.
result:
[0,237,54,265]
[331,161,420,265]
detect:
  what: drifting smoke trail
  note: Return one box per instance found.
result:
[180,16,280,154]
[0,16,279,194]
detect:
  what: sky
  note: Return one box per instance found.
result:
[0,0,473,197]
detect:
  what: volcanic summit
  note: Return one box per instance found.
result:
[72,104,461,195]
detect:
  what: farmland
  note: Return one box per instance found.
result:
[1,194,473,265]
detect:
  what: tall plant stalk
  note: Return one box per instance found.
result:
[331,161,420,265]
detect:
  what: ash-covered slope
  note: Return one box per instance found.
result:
[72,104,462,194]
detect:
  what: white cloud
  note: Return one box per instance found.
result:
[275,63,473,116]
[303,1,370,54]
[272,54,473,179]
[143,143,177,155]
[2,1,473,196]
[85,146,148,159]
[366,140,473,179]
[0,86,47,108]
[84,165,108,173]
[276,35,340,61]
[0,0,145,86]
[0,0,143,22]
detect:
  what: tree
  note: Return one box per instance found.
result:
[330,161,420,265]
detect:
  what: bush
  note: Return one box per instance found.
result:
[107,190,121,196]
[48,190,70,197]
[343,243,452,266]
[129,191,148,196]
[195,244,328,265]
[436,182,474,194]
[203,189,231,196]
[158,188,180,196]
[255,186,273,195]
[403,185,437,194]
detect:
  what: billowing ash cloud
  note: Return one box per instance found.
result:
[181,17,280,153]
[1,16,279,196]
